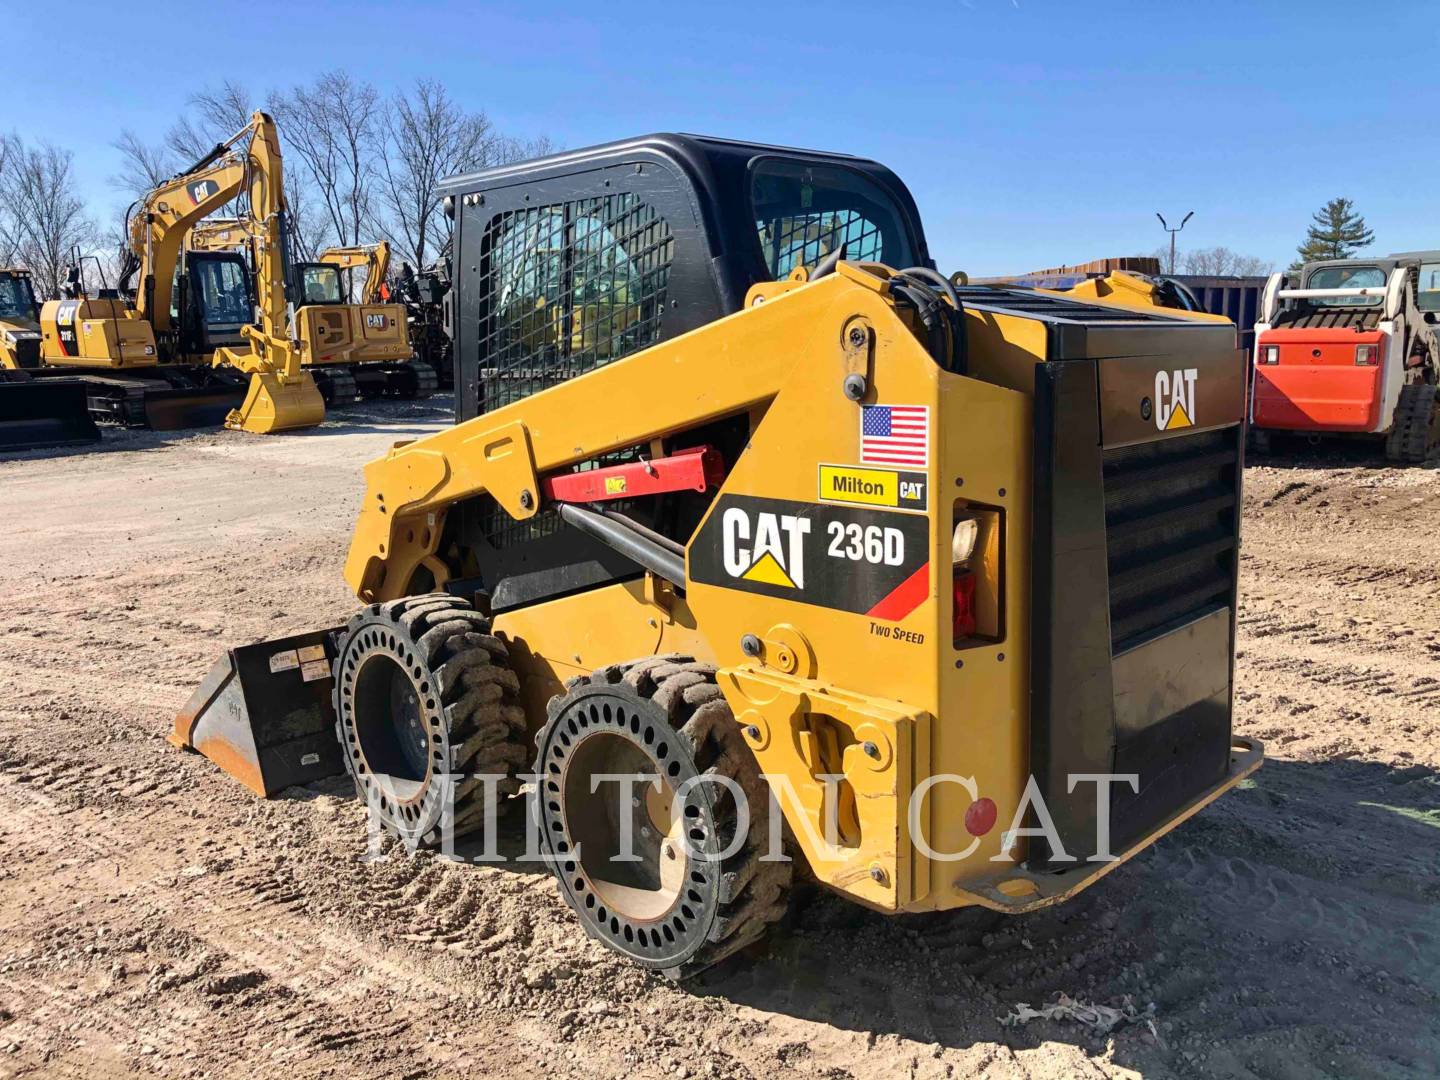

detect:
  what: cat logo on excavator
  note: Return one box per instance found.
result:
[188,179,221,205]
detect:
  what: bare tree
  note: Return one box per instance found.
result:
[1147,245,1271,277]
[167,81,255,163]
[376,80,507,268]
[111,130,178,201]
[0,138,96,296]
[100,73,554,277]
[1181,246,1272,277]
[271,72,381,251]
[0,135,17,265]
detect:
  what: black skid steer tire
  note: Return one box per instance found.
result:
[534,655,794,981]
[333,593,528,847]
[1385,383,1439,464]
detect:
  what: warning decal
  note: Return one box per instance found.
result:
[690,494,931,620]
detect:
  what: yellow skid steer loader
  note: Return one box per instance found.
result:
[176,135,1261,979]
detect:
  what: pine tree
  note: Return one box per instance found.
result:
[1294,197,1374,266]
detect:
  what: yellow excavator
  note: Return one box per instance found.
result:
[175,134,1258,981]
[318,241,390,305]
[34,113,323,433]
[187,226,429,403]
[0,266,100,449]
[295,240,430,401]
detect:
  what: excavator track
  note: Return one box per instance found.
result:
[25,369,249,431]
[312,367,360,407]
[534,656,794,981]
[353,360,439,400]
[1385,383,1439,463]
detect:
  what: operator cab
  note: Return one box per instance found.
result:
[441,133,929,424]
[0,269,43,369]
[293,263,345,306]
[172,250,254,356]
[0,269,40,325]
[436,133,930,611]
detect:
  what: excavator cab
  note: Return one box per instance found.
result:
[0,269,41,348]
[172,250,255,356]
[294,262,346,305]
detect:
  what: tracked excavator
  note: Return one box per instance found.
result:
[0,267,100,450]
[296,240,434,402]
[31,114,322,432]
[317,241,391,304]
[175,135,1261,979]
[186,226,431,404]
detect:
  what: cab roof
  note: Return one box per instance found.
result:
[438,131,931,270]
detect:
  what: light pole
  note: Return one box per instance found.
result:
[1156,211,1194,274]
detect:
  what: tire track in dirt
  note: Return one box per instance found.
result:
[2,410,1437,1078]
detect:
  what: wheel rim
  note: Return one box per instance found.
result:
[336,620,449,835]
[352,653,430,801]
[538,687,723,967]
[562,731,689,922]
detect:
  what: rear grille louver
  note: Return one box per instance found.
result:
[1103,428,1240,652]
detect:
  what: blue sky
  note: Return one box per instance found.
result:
[11,0,1435,274]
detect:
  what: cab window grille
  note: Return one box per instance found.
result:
[759,209,885,277]
[478,194,673,413]
[749,157,914,278]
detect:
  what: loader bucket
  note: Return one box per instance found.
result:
[171,627,347,797]
[225,370,326,434]
[0,379,101,451]
[142,383,249,431]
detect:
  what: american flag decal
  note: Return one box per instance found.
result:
[860,404,929,467]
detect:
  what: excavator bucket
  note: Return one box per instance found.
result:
[171,628,346,797]
[225,371,326,434]
[0,378,101,451]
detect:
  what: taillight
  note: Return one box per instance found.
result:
[1259,345,1280,365]
[952,573,977,639]
[952,518,979,640]
[1355,344,1378,366]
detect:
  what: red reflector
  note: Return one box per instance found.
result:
[965,797,997,837]
[953,570,977,639]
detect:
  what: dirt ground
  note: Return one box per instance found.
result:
[0,399,1436,1079]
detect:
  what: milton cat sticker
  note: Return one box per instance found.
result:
[691,495,931,621]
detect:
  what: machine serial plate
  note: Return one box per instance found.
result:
[690,494,930,621]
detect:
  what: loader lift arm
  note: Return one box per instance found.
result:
[344,263,909,602]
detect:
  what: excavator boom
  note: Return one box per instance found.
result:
[318,242,391,305]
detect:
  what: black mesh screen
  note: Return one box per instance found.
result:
[1103,428,1240,652]
[475,446,646,550]
[758,209,885,278]
[477,194,673,413]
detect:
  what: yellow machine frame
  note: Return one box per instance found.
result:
[189,225,411,375]
[32,115,322,432]
[337,262,1261,915]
